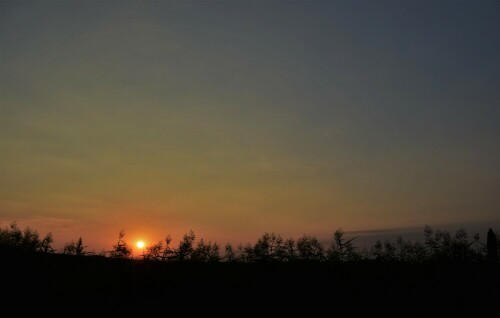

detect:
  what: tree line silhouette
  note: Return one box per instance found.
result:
[1,221,498,263]
[2,221,499,316]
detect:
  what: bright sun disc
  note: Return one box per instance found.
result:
[136,241,145,249]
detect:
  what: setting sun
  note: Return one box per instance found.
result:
[136,241,145,249]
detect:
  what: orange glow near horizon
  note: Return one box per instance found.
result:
[136,241,145,249]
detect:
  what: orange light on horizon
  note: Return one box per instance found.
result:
[136,241,145,249]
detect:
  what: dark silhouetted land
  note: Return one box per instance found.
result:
[1,223,499,315]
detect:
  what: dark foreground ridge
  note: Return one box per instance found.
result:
[1,223,499,315]
[2,250,499,315]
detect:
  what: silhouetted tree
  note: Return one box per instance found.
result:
[396,236,414,262]
[424,225,485,261]
[192,239,220,262]
[471,233,484,260]
[371,240,384,260]
[272,234,287,261]
[111,230,131,258]
[224,243,236,262]
[253,232,284,262]
[39,233,54,253]
[425,225,453,259]
[412,241,428,262]
[21,227,40,251]
[0,222,53,253]
[451,228,472,260]
[63,237,87,256]
[7,222,23,248]
[162,235,175,261]
[207,242,220,262]
[497,231,500,258]
[487,228,498,262]
[240,243,255,262]
[296,235,324,261]
[176,230,195,261]
[144,241,164,261]
[370,239,398,261]
[253,233,270,262]
[283,238,296,262]
[327,228,359,261]
[383,240,396,261]
[4,219,497,265]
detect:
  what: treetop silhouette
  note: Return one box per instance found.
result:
[1,221,498,264]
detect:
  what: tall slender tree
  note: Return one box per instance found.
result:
[487,228,498,262]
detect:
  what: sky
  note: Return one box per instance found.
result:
[1,0,499,253]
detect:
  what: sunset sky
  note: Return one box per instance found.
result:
[1,0,499,253]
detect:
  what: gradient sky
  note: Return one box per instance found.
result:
[1,0,499,252]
